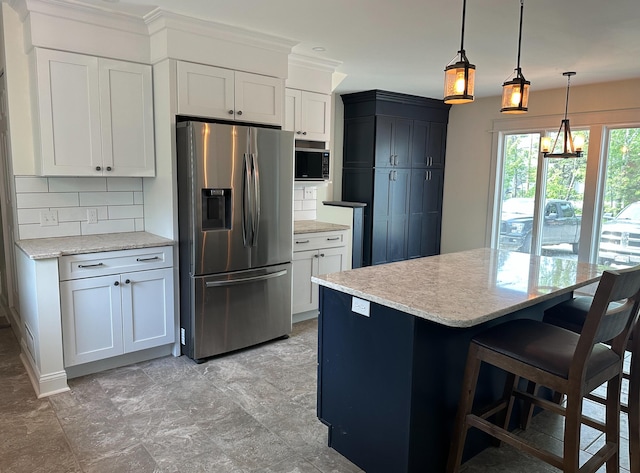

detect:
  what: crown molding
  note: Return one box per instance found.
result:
[289,53,342,73]
[20,0,149,35]
[144,8,297,55]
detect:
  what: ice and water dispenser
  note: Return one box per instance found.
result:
[201,188,231,230]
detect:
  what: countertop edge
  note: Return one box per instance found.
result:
[312,274,603,328]
[16,232,176,260]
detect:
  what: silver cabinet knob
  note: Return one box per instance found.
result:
[114,281,120,286]
[237,110,243,116]
[96,166,101,171]
[106,166,112,171]
[228,110,234,115]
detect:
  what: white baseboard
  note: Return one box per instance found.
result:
[293,310,318,324]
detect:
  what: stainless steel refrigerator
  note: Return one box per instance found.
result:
[176,121,294,362]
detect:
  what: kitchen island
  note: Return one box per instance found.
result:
[312,248,605,472]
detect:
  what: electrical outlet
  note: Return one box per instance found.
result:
[304,187,315,200]
[87,208,98,224]
[40,210,58,227]
[351,297,370,317]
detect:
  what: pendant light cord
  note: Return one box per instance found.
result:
[459,0,467,53]
[516,0,524,74]
[564,74,571,120]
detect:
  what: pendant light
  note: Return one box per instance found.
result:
[444,0,475,104]
[541,72,585,158]
[500,0,530,113]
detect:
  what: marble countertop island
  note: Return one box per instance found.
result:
[16,232,175,260]
[312,247,605,328]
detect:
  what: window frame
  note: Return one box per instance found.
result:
[489,108,640,263]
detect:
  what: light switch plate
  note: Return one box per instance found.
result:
[351,297,370,317]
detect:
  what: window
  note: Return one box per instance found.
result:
[597,127,640,268]
[491,110,640,265]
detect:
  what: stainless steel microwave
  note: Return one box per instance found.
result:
[294,148,330,181]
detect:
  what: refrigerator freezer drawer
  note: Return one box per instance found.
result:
[187,263,292,360]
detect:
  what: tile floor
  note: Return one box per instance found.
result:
[0,319,633,472]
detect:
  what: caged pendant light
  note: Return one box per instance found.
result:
[541,72,585,158]
[500,0,530,113]
[444,0,475,104]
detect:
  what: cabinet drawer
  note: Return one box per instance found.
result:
[59,246,173,281]
[294,231,345,252]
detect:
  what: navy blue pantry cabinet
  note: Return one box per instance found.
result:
[340,90,450,266]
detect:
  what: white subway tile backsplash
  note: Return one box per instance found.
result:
[294,210,316,221]
[294,200,302,211]
[302,200,316,211]
[17,209,44,225]
[81,219,136,235]
[14,177,48,193]
[15,176,147,240]
[79,192,134,206]
[19,222,81,239]
[293,189,304,200]
[107,178,143,192]
[48,177,107,193]
[108,205,144,219]
[17,192,79,209]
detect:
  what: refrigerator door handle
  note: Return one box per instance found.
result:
[251,152,260,247]
[205,269,288,287]
[243,152,253,247]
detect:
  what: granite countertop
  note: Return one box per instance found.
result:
[16,232,175,260]
[294,220,350,234]
[312,248,605,328]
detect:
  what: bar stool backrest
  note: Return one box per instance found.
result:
[574,267,640,379]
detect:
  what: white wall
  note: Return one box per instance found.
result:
[441,78,640,254]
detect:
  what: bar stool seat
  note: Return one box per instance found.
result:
[447,266,640,473]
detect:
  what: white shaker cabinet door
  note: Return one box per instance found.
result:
[60,275,123,366]
[234,71,283,126]
[35,49,102,176]
[317,246,346,276]
[121,267,175,353]
[284,88,302,134]
[292,249,319,314]
[301,91,331,142]
[99,60,155,177]
[177,62,235,120]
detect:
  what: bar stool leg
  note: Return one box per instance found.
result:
[447,343,482,473]
[563,393,583,472]
[606,373,622,473]
[629,326,640,473]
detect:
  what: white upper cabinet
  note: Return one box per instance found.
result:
[177,62,283,126]
[284,88,331,142]
[33,48,155,177]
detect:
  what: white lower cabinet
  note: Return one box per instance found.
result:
[292,231,347,314]
[59,247,174,367]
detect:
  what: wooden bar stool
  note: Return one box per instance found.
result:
[447,266,640,473]
[539,293,640,473]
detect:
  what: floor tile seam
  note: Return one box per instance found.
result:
[47,401,85,473]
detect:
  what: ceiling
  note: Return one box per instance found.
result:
[98,0,640,99]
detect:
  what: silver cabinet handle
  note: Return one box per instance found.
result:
[320,253,325,257]
[296,240,310,244]
[237,110,243,116]
[114,281,120,286]
[302,131,307,135]
[136,256,160,262]
[78,262,104,268]
[228,110,234,115]
[106,166,112,171]
[314,254,319,258]
[326,237,340,241]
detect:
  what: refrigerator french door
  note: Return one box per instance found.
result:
[176,121,294,361]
